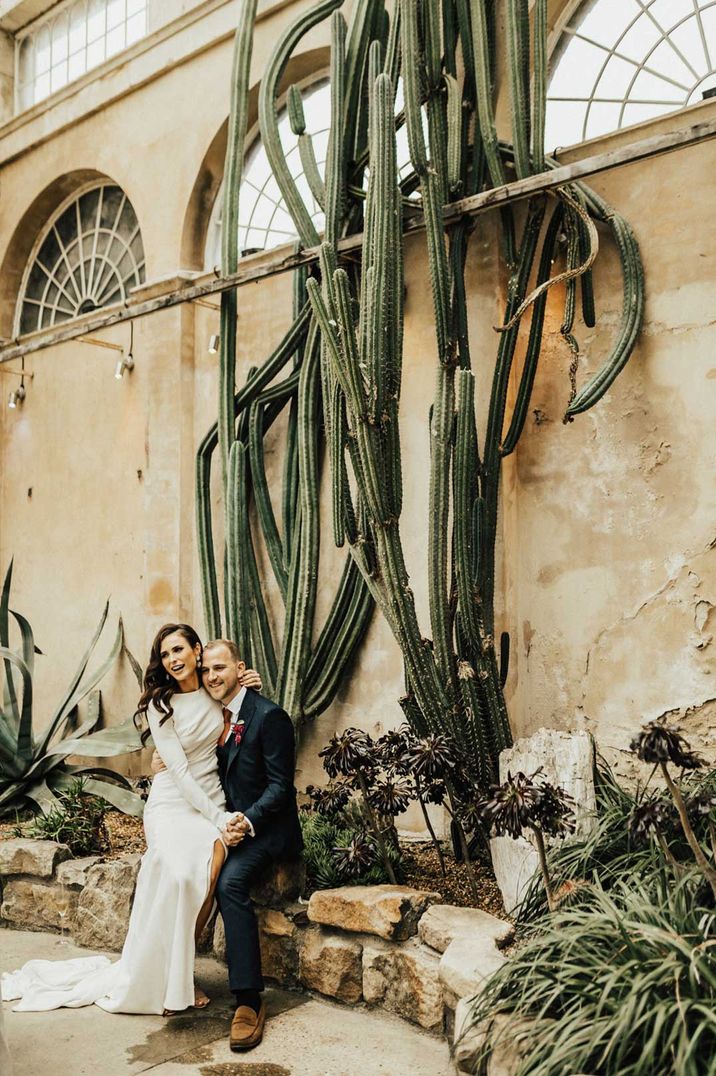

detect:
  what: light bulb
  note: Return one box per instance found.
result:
[8,390,17,409]
[208,334,220,354]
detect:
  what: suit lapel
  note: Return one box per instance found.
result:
[225,689,257,778]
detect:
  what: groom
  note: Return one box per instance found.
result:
[200,640,302,1049]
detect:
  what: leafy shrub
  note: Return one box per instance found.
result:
[467,869,716,1076]
[299,808,401,891]
[24,778,109,856]
[517,757,716,925]
[462,727,716,1076]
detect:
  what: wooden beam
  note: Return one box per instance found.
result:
[2,114,714,365]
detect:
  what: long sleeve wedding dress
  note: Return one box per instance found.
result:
[2,688,233,1014]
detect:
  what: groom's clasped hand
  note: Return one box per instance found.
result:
[150,660,263,848]
[149,752,249,845]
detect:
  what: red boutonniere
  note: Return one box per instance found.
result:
[231,720,246,746]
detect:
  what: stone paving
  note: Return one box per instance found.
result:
[1,929,452,1076]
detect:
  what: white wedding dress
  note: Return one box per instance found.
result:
[2,688,235,1014]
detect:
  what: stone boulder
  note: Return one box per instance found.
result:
[452,1004,532,1076]
[299,927,363,1003]
[489,728,596,913]
[213,913,227,961]
[74,855,141,950]
[308,885,440,941]
[257,908,300,984]
[362,937,443,1032]
[439,935,507,1001]
[250,858,306,908]
[488,836,540,916]
[418,905,513,955]
[56,856,102,889]
[0,839,71,879]
[0,878,78,931]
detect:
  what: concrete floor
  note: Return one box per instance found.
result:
[1,930,451,1076]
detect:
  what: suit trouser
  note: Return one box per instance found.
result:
[215,834,274,993]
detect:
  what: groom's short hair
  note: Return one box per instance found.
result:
[204,638,243,664]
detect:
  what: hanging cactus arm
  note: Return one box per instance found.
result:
[303,555,373,718]
[196,433,222,639]
[226,441,253,660]
[500,201,564,456]
[566,204,644,416]
[277,322,322,724]
[258,0,342,249]
[242,496,278,695]
[495,190,598,334]
[248,396,290,601]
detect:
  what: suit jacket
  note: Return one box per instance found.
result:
[217,688,303,859]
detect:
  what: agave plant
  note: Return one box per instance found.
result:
[0,561,144,818]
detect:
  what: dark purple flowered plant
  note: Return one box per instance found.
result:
[478,770,575,910]
[630,720,716,900]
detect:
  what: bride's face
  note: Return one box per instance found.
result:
[159,632,201,690]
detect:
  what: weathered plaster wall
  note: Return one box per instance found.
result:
[0,0,713,805]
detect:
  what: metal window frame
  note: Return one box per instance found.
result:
[547,0,716,145]
[14,179,146,336]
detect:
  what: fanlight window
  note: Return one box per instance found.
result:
[205,79,413,267]
[546,0,716,148]
[17,183,145,335]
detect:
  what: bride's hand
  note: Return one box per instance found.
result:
[150,750,166,775]
[240,668,262,691]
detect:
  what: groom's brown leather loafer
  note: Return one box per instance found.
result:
[229,1001,266,1051]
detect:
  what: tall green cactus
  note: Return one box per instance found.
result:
[197,0,644,800]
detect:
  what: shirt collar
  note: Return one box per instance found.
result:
[225,685,247,718]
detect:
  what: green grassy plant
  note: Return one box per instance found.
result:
[466,870,716,1076]
[24,777,109,856]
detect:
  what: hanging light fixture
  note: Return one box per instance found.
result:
[114,353,134,379]
[5,358,29,409]
[115,322,135,380]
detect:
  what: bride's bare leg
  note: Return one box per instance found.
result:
[191,839,227,1008]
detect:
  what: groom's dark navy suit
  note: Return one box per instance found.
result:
[215,688,302,993]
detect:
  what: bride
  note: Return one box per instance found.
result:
[2,622,260,1015]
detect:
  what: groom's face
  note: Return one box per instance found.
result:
[201,643,245,703]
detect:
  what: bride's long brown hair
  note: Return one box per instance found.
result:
[134,623,203,745]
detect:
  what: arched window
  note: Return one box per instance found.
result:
[204,78,414,268]
[546,0,716,148]
[16,182,145,335]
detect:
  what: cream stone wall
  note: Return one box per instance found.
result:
[0,0,713,808]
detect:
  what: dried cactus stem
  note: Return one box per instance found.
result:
[661,762,716,900]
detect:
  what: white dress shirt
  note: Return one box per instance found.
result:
[223,685,254,836]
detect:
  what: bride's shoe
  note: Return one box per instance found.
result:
[162,985,211,1016]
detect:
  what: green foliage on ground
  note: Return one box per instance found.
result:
[21,777,109,856]
[465,757,716,1075]
[471,869,716,1076]
[299,807,402,891]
